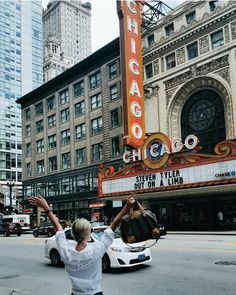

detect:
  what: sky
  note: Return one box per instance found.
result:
[42,0,185,52]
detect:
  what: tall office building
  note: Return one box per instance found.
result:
[0,0,43,210]
[43,0,92,82]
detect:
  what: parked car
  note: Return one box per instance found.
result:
[44,225,152,270]
[157,223,167,236]
[0,222,22,237]
[33,222,55,237]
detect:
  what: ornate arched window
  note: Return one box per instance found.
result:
[181,89,226,152]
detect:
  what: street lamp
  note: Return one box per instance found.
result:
[7,180,15,214]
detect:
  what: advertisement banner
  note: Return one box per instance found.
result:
[4,192,16,207]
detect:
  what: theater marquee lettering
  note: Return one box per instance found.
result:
[123,132,199,169]
[100,159,236,196]
[134,170,183,190]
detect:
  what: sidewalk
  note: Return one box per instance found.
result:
[168,230,236,235]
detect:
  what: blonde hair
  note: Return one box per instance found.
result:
[71,218,91,243]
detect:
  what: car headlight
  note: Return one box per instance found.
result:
[110,246,129,252]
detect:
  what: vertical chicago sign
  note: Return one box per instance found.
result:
[117,0,146,148]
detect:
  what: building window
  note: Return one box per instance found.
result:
[91,117,103,135]
[211,30,224,49]
[26,143,31,157]
[47,96,55,111]
[147,34,155,46]
[36,139,44,153]
[26,163,31,177]
[209,0,219,12]
[61,152,71,169]
[60,89,69,105]
[48,134,57,149]
[110,84,118,100]
[75,123,86,140]
[166,53,176,70]
[165,23,174,37]
[61,129,70,145]
[111,137,120,157]
[35,102,43,116]
[109,62,118,80]
[145,63,153,79]
[74,81,84,97]
[76,148,86,165]
[25,108,31,121]
[89,72,101,90]
[91,93,102,109]
[60,108,70,123]
[111,109,119,128]
[48,114,56,128]
[26,125,31,137]
[186,11,196,25]
[37,160,44,174]
[187,42,198,60]
[181,89,226,153]
[49,156,57,172]
[92,143,103,161]
[36,120,43,133]
[75,101,85,117]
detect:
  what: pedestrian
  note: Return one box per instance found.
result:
[29,194,136,295]
[217,210,224,228]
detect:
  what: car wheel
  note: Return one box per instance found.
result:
[4,231,9,237]
[50,250,61,266]
[17,233,21,236]
[48,231,53,237]
[102,254,110,272]
[33,232,38,237]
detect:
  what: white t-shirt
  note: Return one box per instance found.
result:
[55,227,114,295]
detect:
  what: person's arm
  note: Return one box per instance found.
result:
[110,194,136,232]
[29,196,63,232]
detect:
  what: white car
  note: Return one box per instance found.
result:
[44,226,152,271]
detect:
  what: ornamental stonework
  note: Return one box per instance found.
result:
[161,57,164,72]
[168,77,234,140]
[164,55,229,90]
[166,87,177,107]
[231,21,236,40]
[224,25,230,43]
[199,35,209,55]
[215,68,230,85]
[153,58,159,75]
[144,85,159,100]
[176,47,185,65]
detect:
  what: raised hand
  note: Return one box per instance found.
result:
[29,196,50,211]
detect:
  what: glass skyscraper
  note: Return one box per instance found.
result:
[0,0,43,204]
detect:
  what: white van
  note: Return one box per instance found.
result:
[2,214,30,231]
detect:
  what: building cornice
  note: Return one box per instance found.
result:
[16,38,120,107]
[143,3,236,61]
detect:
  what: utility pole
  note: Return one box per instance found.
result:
[7,180,15,214]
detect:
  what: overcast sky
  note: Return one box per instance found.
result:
[42,0,185,52]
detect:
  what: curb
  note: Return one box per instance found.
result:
[168,231,236,235]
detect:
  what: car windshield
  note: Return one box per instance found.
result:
[92,228,120,240]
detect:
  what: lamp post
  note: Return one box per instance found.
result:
[7,180,15,214]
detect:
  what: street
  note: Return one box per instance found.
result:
[0,234,235,295]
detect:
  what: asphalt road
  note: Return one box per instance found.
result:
[0,234,235,295]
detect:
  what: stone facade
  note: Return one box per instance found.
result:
[142,0,236,142]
